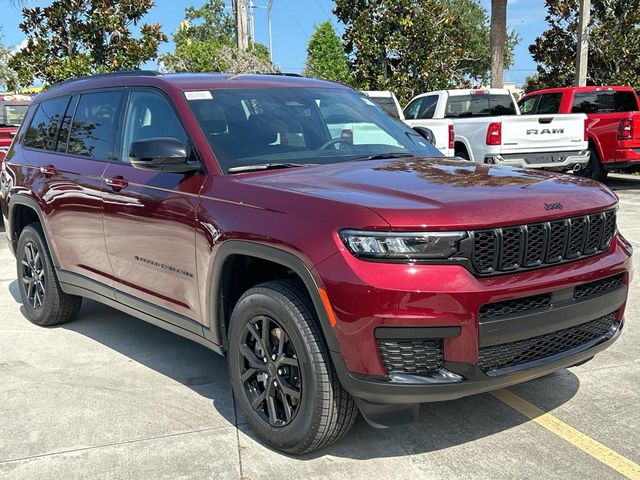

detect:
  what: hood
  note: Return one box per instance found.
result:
[240,157,618,229]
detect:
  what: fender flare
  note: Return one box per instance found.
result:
[587,133,605,163]
[7,194,59,267]
[207,240,341,354]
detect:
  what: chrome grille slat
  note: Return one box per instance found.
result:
[471,210,616,276]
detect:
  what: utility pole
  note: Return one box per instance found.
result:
[575,0,590,86]
[267,0,273,61]
[249,0,255,47]
[232,0,248,50]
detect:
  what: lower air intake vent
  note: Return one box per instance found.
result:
[378,339,443,376]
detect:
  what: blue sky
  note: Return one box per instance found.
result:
[1,0,548,86]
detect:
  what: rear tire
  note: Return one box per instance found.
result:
[578,148,608,182]
[227,279,358,454]
[455,146,470,160]
[16,223,82,326]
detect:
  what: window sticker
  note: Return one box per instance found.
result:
[184,91,213,101]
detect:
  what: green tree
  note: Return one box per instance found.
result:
[333,0,518,103]
[8,0,166,89]
[529,0,640,89]
[303,21,352,85]
[0,27,18,91]
[161,0,275,74]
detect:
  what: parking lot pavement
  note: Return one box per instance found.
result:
[1,174,639,480]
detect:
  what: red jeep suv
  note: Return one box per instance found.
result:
[0,72,632,454]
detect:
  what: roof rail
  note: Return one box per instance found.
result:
[53,70,161,87]
[260,72,304,77]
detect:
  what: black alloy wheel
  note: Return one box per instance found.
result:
[21,241,46,310]
[239,315,302,427]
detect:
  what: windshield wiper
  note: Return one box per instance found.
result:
[352,152,416,161]
[228,163,307,174]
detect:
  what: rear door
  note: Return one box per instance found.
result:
[101,88,206,325]
[20,92,115,288]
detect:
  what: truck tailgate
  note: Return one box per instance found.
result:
[501,113,587,152]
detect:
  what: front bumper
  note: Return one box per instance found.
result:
[484,150,590,169]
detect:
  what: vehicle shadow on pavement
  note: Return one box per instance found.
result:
[607,174,640,191]
[7,283,237,427]
[7,281,580,459]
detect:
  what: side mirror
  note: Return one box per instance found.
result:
[412,126,436,146]
[130,137,200,173]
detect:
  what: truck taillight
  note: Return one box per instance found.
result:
[584,118,589,141]
[448,124,455,150]
[618,118,633,140]
[486,122,502,146]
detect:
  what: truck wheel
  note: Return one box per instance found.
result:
[455,147,470,160]
[16,223,82,326]
[227,279,358,454]
[579,148,608,182]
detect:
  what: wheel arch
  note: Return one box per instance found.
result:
[454,139,473,161]
[208,241,340,355]
[8,195,58,267]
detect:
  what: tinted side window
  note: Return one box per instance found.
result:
[56,96,79,153]
[121,90,188,162]
[403,98,424,120]
[369,97,400,118]
[519,95,538,114]
[23,96,70,150]
[537,93,563,114]
[417,95,438,119]
[68,91,124,160]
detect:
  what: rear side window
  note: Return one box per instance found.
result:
[67,91,124,160]
[572,91,639,114]
[23,96,70,150]
[537,93,563,114]
[519,95,538,114]
[445,94,516,118]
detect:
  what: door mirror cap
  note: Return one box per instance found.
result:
[130,137,200,173]
[412,126,436,146]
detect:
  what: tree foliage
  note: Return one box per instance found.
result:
[303,21,352,85]
[333,0,518,102]
[8,0,167,88]
[0,27,18,91]
[161,0,276,74]
[527,0,640,91]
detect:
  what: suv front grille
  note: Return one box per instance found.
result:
[479,273,625,320]
[377,339,443,376]
[575,273,624,299]
[479,293,551,320]
[471,210,616,275]
[477,314,618,373]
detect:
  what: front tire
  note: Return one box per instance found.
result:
[227,279,358,454]
[16,223,82,326]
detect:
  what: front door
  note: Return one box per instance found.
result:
[101,89,206,325]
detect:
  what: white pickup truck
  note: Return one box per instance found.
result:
[404,88,590,171]
[362,90,454,156]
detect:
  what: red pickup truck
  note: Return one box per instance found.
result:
[0,94,33,164]
[519,86,640,181]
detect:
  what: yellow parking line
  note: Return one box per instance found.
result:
[491,389,640,480]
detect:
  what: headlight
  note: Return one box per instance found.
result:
[340,230,467,260]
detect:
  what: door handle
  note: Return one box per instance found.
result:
[105,176,128,192]
[39,165,58,178]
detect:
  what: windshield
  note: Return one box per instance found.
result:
[1,104,29,127]
[187,87,439,173]
[366,96,401,118]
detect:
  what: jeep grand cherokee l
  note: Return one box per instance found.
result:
[0,71,632,454]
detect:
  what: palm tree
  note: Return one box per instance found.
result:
[490,0,507,88]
